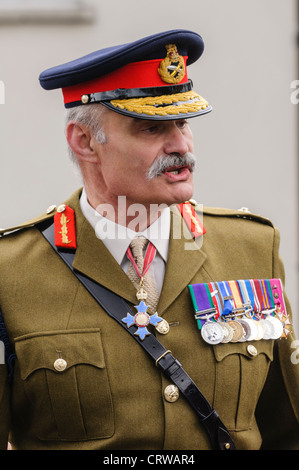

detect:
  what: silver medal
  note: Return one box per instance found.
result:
[254,321,264,340]
[267,316,284,339]
[219,322,234,343]
[238,318,258,342]
[260,318,275,340]
[201,322,224,345]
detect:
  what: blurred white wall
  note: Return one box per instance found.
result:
[0,0,298,333]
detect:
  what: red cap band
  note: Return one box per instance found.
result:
[62,57,188,104]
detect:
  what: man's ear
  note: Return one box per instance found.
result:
[66,121,98,163]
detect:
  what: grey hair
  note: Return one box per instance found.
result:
[65,103,107,166]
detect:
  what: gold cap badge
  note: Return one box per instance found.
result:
[158,44,186,84]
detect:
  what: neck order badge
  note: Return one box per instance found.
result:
[122,240,164,340]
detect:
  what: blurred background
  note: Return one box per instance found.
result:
[0,0,298,334]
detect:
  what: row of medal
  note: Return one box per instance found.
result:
[188,279,291,345]
[199,313,285,345]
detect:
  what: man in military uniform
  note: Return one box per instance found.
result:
[0,30,299,450]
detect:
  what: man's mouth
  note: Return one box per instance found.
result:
[163,165,189,175]
[162,165,191,180]
[146,152,196,181]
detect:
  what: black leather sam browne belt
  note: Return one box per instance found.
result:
[38,220,235,451]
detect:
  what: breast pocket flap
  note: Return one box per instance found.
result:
[213,340,274,363]
[14,328,105,380]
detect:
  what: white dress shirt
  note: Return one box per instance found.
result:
[79,189,170,293]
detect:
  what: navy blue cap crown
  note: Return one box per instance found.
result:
[39,29,212,120]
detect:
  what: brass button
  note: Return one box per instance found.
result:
[164,384,179,403]
[155,319,170,335]
[247,344,258,357]
[81,94,90,104]
[54,358,67,372]
[274,293,279,299]
[46,205,56,214]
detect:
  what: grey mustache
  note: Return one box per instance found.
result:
[146,152,196,180]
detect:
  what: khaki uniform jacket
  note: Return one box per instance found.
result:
[0,188,299,450]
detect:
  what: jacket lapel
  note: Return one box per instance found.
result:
[63,191,207,311]
[157,206,207,314]
[64,190,137,304]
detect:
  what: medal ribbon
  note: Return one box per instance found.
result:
[189,279,287,332]
[257,279,269,310]
[237,280,251,308]
[228,281,243,310]
[238,280,257,318]
[217,281,234,317]
[243,280,255,313]
[249,279,260,314]
[261,279,275,311]
[215,282,224,313]
[207,282,221,320]
[253,280,265,314]
[126,241,156,280]
[188,283,216,329]
[265,280,275,307]
[269,279,287,315]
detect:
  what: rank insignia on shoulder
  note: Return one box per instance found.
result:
[54,204,76,249]
[177,201,206,238]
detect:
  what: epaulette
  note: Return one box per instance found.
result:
[0,203,77,249]
[201,204,274,228]
[176,200,273,238]
[0,204,58,238]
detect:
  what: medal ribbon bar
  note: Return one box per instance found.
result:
[188,278,290,344]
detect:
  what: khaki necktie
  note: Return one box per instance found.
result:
[127,237,160,313]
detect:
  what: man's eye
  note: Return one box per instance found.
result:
[177,120,188,129]
[144,126,158,133]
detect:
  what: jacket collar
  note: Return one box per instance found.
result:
[64,189,207,314]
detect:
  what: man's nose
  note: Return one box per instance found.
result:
[163,127,189,156]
